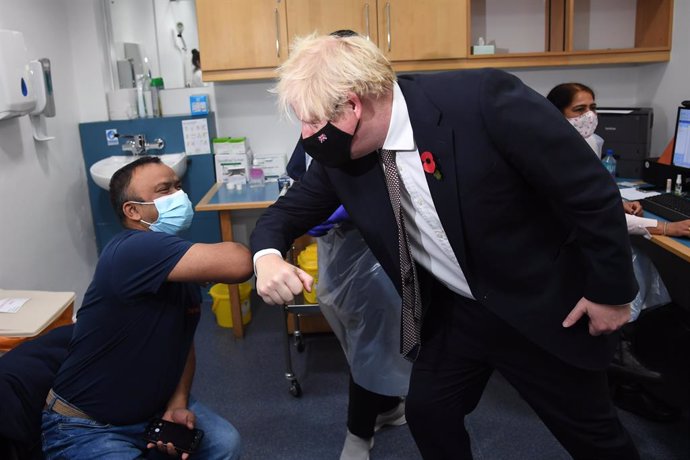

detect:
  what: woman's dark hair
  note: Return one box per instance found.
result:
[109,156,162,224]
[546,82,595,114]
[192,49,201,71]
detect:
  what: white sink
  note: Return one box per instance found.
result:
[89,153,187,190]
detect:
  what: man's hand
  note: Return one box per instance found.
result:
[255,253,314,305]
[562,297,631,336]
[146,408,196,459]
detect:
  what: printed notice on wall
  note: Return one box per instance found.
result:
[0,298,29,313]
[182,118,211,155]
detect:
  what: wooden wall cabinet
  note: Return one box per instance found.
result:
[197,0,289,81]
[196,0,673,82]
[377,0,468,69]
[286,0,377,42]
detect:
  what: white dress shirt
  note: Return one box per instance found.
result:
[381,83,475,299]
[626,214,657,237]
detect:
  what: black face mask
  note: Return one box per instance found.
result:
[301,122,355,168]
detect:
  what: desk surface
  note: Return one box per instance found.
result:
[196,182,280,212]
[643,213,690,263]
[619,180,690,263]
[0,290,75,337]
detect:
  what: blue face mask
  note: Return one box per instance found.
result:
[135,190,194,234]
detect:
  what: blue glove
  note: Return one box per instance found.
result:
[307,205,350,237]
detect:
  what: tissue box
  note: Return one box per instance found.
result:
[472,45,495,55]
[213,137,247,154]
[190,94,210,115]
[214,151,252,183]
[253,152,287,182]
[159,87,216,116]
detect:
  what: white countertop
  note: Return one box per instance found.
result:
[0,289,75,337]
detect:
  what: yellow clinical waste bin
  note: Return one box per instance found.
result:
[297,243,318,303]
[209,282,252,328]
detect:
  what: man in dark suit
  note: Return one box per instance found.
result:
[250,33,639,459]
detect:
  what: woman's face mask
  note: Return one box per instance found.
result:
[301,121,357,168]
[567,110,598,139]
[132,189,194,234]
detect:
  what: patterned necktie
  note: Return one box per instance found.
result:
[380,149,422,361]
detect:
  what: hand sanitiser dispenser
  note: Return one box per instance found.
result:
[0,29,36,120]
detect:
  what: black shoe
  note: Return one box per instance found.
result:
[609,339,663,381]
[612,383,680,422]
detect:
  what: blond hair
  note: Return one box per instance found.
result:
[274,33,396,123]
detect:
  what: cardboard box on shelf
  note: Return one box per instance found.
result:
[213,137,247,155]
[214,151,252,183]
[253,152,287,182]
[471,44,495,55]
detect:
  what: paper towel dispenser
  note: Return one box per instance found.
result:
[0,29,36,120]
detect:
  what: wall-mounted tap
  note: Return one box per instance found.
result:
[145,137,165,152]
[117,134,165,156]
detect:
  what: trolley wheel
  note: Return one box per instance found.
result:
[289,379,302,397]
[295,335,305,353]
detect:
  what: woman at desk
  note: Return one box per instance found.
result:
[547,82,684,421]
[547,83,690,239]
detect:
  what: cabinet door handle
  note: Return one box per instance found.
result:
[385,2,391,52]
[275,8,281,58]
[364,3,370,40]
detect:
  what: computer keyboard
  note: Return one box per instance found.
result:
[639,193,690,222]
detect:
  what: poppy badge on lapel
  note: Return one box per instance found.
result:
[421,151,442,180]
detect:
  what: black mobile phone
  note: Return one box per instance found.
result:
[143,418,204,454]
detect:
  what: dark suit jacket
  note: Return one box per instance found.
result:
[251,68,637,370]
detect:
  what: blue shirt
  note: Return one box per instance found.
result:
[53,230,200,425]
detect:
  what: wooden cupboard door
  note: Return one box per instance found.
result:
[197,0,289,72]
[377,0,468,61]
[286,1,377,43]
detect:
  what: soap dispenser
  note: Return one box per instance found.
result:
[0,29,36,120]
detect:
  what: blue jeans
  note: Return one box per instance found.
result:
[42,396,240,460]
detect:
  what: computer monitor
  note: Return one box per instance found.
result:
[671,106,690,168]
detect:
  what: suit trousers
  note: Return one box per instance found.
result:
[405,279,640,460]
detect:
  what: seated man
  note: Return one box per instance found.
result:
[42,156,252,460]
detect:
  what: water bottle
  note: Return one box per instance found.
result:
[602,149,617,177]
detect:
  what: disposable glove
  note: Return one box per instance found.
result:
[307,205,350,237]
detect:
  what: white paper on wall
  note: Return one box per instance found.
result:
[182,118,211,155]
